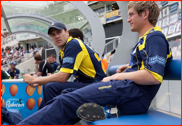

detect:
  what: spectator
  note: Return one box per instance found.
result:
[48,54,58,72]
[7,61,20,79]
[1,47,4,53]
[46,57,50,63]
[68,28,84,41]
[107,49,116,65]
[33,46,38,56]
[34,54,54,77]
[101,53,108,70]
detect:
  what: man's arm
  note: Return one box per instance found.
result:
[23,71,70,85]
[36,72,43,77]
[47,73,52,76]
[35,62,39,73]
[116,64,129,73]
[14,76,18,79]
[102,69,160,85]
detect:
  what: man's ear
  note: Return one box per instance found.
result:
[144,9,149,19]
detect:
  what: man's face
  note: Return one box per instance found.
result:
[10,64,15,69]
[127,7,145,32]
[49,56,55,63]
[49,28,69,48]
[35,60,41,64]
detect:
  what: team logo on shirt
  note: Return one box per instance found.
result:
[149,55,166,66]
[63,57,74,64]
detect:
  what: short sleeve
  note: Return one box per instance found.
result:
[140,35,168,82]
[60,41,85,74]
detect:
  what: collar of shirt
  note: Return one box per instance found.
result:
[139,26,163,40]
[59,36,73,60]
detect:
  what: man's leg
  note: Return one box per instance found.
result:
[17,80,149,125]
[39,82,88,109]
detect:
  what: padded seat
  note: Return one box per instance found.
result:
[91,109,181,125]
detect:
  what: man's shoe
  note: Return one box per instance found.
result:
[76,103,106,122]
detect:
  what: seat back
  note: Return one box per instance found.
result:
[163,59,181,80]
[108,59,181,80]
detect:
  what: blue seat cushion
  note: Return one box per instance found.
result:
[91,109,181,125]
[108,59,181,80]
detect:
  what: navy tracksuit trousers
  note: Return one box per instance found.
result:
[39,81,90,109]
[17,79,151,125]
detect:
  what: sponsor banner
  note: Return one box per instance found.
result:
[6,98,25,110]
[106,16,120,21]
[1,81,43,119]
[178,12,181,20]
[170,14,178,24]
[161,1,168,7]
[106,10,119,19]
[170,2,178,13]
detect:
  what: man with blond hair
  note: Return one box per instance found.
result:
[18,1,172,124]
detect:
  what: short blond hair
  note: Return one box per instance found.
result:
[128,1,160,26]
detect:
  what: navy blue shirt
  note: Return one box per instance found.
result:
[51,62,58,72]
[7,68,20,79]
[125,26,173,107]
[59,37,107,83]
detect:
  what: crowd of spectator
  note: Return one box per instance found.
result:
[1,46,25,66]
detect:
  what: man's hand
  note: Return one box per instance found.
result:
[34,61,38,66]
[102,76,112,82]
[29,83,40,88]
[23,74,35,85]
[116,65,128,73]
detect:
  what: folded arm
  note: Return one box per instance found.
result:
[102,69,160,85]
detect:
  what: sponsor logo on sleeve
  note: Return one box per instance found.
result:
[63,57,74,64]
[149,55,166,66]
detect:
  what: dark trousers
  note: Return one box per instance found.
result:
[39,81,91,109]
[17,79,150,125]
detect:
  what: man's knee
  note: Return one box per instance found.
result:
[44,82,65,95]
[44,82,57,92]
[61,88,77,95]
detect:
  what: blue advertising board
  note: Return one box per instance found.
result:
[1,80,43,119]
